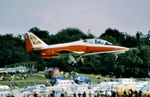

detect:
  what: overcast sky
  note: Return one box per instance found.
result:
[0,0,150,36]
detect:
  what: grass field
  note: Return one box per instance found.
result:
[0,73,48,87]
[0,71,114,87]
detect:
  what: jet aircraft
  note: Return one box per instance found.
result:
[25,32,129,62]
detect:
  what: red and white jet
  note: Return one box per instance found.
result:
[25,32,129,59]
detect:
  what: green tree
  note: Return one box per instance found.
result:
[100,28,137,47]
[136,31,142,49]
[55,28,95,43]
[139,46,150,72]
[0,34,30,67]
[121,35,137,47]
[100,28,125,44]
[117,49,143,77]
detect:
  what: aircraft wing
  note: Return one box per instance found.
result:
[57,49,85,56]
[57,48,128,58]
[82,50,127,56]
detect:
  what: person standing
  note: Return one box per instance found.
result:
[60,93,64,97]
[139,90,142,97]
[73,93,76,97]
[105,90,109,97]
[33,92,38,97]
[78,93,81,97]
[82,92,86,97]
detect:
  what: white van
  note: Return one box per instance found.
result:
[55,80,76,86]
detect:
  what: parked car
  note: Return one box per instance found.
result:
[51,76,65,85]
[73,76,91,84]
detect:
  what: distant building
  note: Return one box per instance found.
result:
[136,31,150,43]
[141,34,150,39]
[44,68,61,79]
[0,66,29,74]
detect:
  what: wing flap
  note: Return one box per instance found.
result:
[57,50,84,55]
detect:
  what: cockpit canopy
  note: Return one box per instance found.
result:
[83,39,112,45]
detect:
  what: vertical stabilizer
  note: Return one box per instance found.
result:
[25,32,49,52]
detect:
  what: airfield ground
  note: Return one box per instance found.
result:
[0,71,114,87]
[1,72,150,97]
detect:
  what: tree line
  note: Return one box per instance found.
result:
[0,27,150,78]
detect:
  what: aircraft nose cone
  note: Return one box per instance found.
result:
[118,47,129,51]
[123,47,129,51]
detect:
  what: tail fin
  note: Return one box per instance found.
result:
[25,32,49,52]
